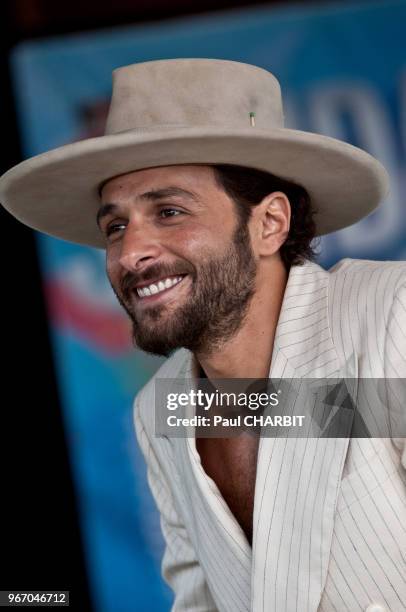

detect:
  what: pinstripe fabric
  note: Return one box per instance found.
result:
[134,258,406,612]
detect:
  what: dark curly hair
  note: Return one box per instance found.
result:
[212,164,319,269]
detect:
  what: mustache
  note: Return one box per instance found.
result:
[121,262,194,299]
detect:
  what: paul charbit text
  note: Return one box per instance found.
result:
[167,415,306,427]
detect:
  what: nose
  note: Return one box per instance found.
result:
[118,222,162,273]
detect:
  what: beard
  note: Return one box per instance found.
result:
[110,218,257,357]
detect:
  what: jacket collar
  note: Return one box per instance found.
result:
[177,259,339,379]
[174,259,353,612]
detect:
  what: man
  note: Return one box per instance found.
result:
[0,59,405,612]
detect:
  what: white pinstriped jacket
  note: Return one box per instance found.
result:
[134,258,406,612]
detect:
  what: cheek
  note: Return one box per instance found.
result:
[105,252,121,285]
[173,219,234,259]
[175,234,220,263]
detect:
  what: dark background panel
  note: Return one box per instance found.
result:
[0,3,92,609]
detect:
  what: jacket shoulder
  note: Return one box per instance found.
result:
[328,258,406,297]
[328,257,406,315]
[133,348,190,437]
[328,257,406,275]
[327,258,406,375]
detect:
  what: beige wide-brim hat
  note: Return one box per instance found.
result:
[0,58,389,249]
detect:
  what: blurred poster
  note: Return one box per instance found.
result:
[10,0,406,610]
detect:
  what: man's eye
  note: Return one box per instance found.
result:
[159,208,182,219]
[106,223,126,236]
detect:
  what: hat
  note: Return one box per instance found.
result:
[0,58,388,249]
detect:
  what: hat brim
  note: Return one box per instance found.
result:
[0,125,389,248]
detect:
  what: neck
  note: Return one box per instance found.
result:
[195,256,289,380]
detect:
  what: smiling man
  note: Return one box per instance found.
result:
[97,164,289,368]
[0,59,405,612]
[98,165,261,361]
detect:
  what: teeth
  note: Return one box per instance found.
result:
[136,275,184,298]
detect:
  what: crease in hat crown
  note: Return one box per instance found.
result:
[104,58,284,134]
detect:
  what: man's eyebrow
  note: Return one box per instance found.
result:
[138,186,200,202]
[96,186,200,229]
[96,203,120,229]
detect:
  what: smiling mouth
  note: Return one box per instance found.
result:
[134,274,187,300]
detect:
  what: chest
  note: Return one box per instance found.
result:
[195,434,260,546]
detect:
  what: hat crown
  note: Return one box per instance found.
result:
[104,58,284,134]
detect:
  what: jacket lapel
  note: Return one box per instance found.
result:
[169,260,355,612]
[251,260,354,612]
[172,354,253,612]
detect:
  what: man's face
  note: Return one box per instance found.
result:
[98,165,258,357]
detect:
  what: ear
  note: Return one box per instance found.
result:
[251,191,291,257]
